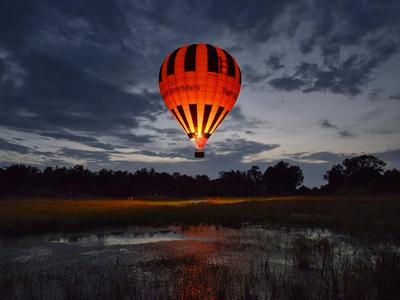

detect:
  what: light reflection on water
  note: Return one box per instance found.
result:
[0,225,348,265]
[49,230,188,247]
[1,225,399,299]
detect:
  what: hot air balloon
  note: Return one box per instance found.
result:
[159,44,241,158]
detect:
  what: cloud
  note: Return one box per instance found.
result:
[39,132,116,151]
[270,45,399,95]
[115,133,155,144]
[266,0,400,96]
[299,1,400,54]
[319,119,338,129]
[389,94,400,100]
[377,149,400,166]
[269,77,305,91]
[58,148,111,162]
[229,106,246,121]
[211,138,279,156]
[242,64,270,84]
[0,137,31,154]
[0,0,165,139]
[265,54,284,70]
[319,119,356,138]
[337,130,355,138]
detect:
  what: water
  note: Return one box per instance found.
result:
[1,225,398,299]
[49,230,187,247]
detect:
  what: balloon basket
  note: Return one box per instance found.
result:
[194,150,205,158]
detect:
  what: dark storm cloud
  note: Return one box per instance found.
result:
[1,0,399,142]
[0,137,31,154]
[266,0,400,96]
[298,0,400,55]
[269,77,305,91]
[0,137,54,159]
[270,43,399,95]
[201,0,299,43]
[0,0,164,139]
[241,64,270,84]
[389,94,400,100]
[265,55,284,71]
[39,132,116,151]
[211,139,279,155]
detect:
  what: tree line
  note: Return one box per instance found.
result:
[0,155,399,198]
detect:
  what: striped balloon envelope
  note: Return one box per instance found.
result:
[159,44,241,158]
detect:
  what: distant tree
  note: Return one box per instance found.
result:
[217,170,251,195]
[323,155,387,192]
[378,168,400,194]
[323,164,345,191]
[2,164,40,195]
[342,155,386,187]
[246,165,263,194]
[297,185,311,195]
[263,161,304,194]
[1,158,397,198]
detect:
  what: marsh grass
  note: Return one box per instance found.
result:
[1,237,399,300]
[1,196,399,240]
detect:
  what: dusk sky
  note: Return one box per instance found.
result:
[1,0,400,187]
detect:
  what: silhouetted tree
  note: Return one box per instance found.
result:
[1,158,396,198]
[377,169,400,194]
[263,161,304,194]
[217,170,253,196]
[342,155,386,187]
[323,164,345,192]
[323,155,391,193]
[247,166,263,194]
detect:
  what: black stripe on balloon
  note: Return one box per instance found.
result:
[177,105,191,132]
[238,67,242,85]
[222,50,235,78]
[211,109,229,133]
[202,104,212,134]
[167,48,180,76]
[208,106,224,134]
[159,62,164,82]
[184,44,197,72]
[206,44,219,73]
[189,104,198,132]
[171,109,188,133]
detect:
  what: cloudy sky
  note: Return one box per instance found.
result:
[1,0,400,186]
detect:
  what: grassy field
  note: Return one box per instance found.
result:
[1,196,399,239]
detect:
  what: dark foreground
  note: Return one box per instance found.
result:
[1,197,399,299]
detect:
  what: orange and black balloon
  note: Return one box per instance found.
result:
[159,44,241,158]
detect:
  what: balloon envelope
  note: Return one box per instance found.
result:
[159,44,241,157]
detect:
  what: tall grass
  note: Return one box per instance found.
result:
[1,235,399,299]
